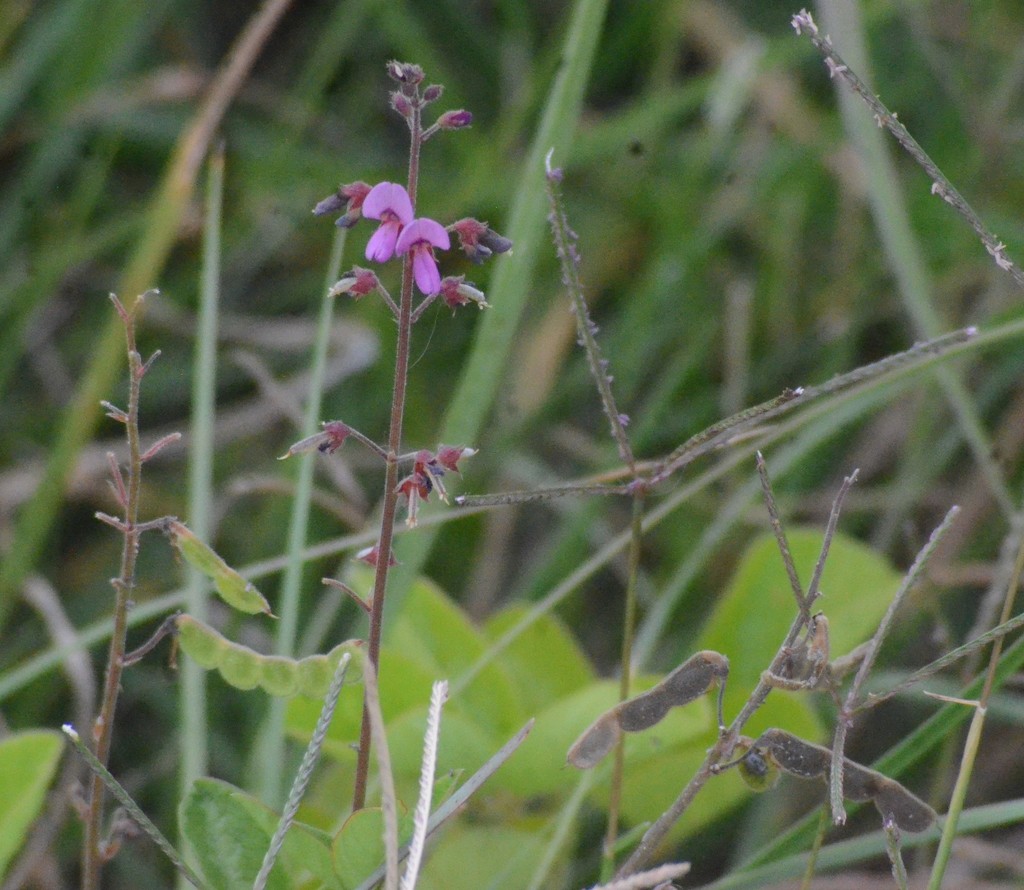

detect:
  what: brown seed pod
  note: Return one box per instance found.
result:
[566,711,621,769]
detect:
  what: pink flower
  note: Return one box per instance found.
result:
[396,218,450,295]
[363,182,414,262]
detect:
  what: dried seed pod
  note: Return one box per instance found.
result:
[755,728,831,780]
[745,729,937,833]
[567,711,621,769]
[872,776,937,833]
[568,650,728,768]
[618,651,729,732]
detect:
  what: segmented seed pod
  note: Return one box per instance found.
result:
[567,711,620,769]
[167,521,273,616]
[259,654,301,698]
[175,614,229,669]
[872,777,937,833]
[218,642,263,691]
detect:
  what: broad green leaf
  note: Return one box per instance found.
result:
[180,777,337,890]
[494,678,711,799]
[385,573,524,736]
[332,806,412,890]
[416,823,552,890]
[484,605,594,712]
[0,730,62,880]
[697,528,902,741]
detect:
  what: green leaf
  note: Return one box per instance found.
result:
[416,823,551,890]
[332,808,385,890]
[484,606,594,712]
[386,573,524,735]
[0,730,62,880]
[696,528,903,741]
[180,777,337,890]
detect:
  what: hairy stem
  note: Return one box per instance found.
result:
[352,95,423,811]
[82,296,148,890]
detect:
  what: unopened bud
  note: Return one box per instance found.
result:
[436,109,472,130]
[422,84,443,103]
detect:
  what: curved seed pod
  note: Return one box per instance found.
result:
[872,778,937,833]
[296,653,334,699]
[750,729,937,833]
[756,728,831,780]
[617,650,729,732]
[259,654,301,698]
[567,711,621,769]
[840,760,883,803]
[218,642,264,691]
[167,520,273,616]
[175,614,362,698]
[175,614,230,669]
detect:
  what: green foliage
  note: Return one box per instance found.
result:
[181,777,340,890]
[0,730,62,881]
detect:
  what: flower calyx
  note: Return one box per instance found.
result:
[439,276,488,311]
[313,181,372,229]
[449,218,513,264]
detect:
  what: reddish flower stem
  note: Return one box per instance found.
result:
[351,96,422,811]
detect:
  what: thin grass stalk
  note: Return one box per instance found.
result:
[400,680,448,890]
[797,807,829,890]
[64,725,205,889]
[258,226,346,806]
[927,516,1024,887]
[830,505,959,823]
[0,0,295,628]
[177,145,223,883]
[254,653,351,890]
[807,2,1015,517]
[603,493,644,879]
[527,771,597,890]
[363,658,400,890]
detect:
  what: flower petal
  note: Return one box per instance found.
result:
[365,221,401,262]
[411,247,441,295]
[362,182,413,223]
[396,218,451,254]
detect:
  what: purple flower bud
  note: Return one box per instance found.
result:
[312,181,372,228]
[423,84,443,103]
[436,109,472,130]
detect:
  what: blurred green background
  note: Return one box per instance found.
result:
[3,0,1024,886]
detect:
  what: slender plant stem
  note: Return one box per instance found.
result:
[352,92,423,811]
[602,493,644,877]
[82,296,148,890]
[177,145,223,882]
[259,225,346,806]
[927,510,1024,887]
